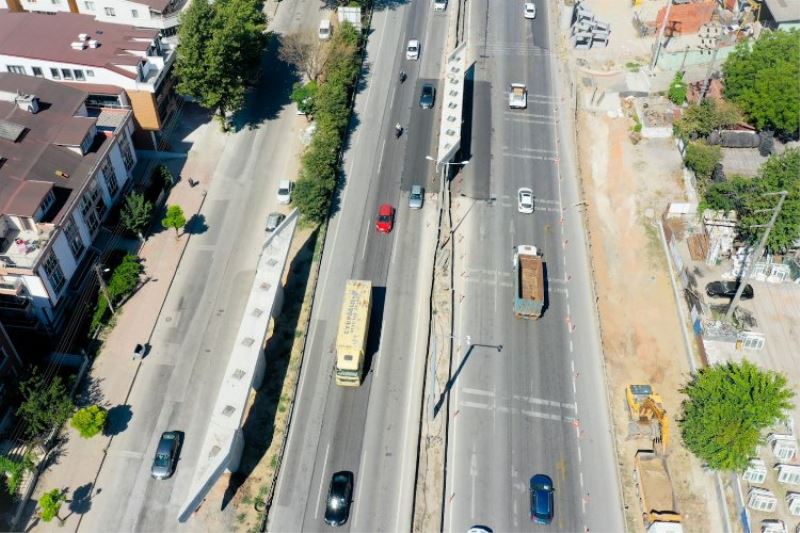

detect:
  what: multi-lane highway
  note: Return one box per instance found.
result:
[443,0,625,532]
[267,0,448,531]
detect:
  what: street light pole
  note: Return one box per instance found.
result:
[94,263,116,315]
[725,191,787,321]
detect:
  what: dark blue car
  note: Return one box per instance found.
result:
[529,474,554,524]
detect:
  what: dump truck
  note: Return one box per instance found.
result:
[513,245,545,319]
[509,83,527,109]
[633,450,682,529]
[335,280,372,387]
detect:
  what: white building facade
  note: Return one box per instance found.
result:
[0,74,136,332]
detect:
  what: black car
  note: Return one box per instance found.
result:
[706,281,754,299]
[529,474,554,525]
[151,431,181,479]
[324,471,354,527]
[419,83,435,109]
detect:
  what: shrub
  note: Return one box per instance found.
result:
[684,141,722,180]
[70,405,108,439]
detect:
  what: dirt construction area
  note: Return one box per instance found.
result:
[576,108,727,532]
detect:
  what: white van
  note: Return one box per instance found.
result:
[318,19,332,40]
[406,39,420,61]
[433,0,447,11]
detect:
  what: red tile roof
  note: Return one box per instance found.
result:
[0,12,158,79]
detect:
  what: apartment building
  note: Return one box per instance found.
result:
[2,0,188,34]
[0,11,179,149]
[0,73,136,333]
[0,321,23,434]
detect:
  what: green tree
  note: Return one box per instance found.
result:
[175,0,267,129]
[683,141,721,180]
[703,149,800,251]
[38,488,68,524]
[0,454,35,496]
[673,98,742,140]
[668,71,687,105]
[723,30,800,136]
[679,360,794,472]
[162,205,187,236]
[291,81,318,117]
[107,254,143,301]
[17,370,74,442]
[70,405,108,439]
[120,192,153,236]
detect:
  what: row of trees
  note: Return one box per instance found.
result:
[284,23,364,224]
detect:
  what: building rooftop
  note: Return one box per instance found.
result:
[763,0,800,23]
[0,74,111,222]
[0,12,158,79]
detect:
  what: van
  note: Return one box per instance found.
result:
[433,0,447,11]
[406,39,420,61]
[318,19,332,40]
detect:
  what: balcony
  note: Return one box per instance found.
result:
[0,277,24,296]
[0,225,55,270]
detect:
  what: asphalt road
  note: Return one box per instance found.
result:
[443,1,625,532]
[75,0,333,530]
[267,1,449,532]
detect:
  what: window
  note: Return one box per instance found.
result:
[6,65,25,75]
[43,253,66,295]
[61,69,73,80]
[50,68,61,79]
[32,67,43,77]
[104,6,115,15]
[51,0,60,4]
[119,137,134,171]
[40,190,55,215]
[101,159,119,196]
[131,8,138,17]
[84,0,94,8]
[63,216,85,260]
[80,179,106,235]
[73,70,85,81]
[86,70,94,77]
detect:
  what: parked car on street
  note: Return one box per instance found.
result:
[706,281,754,299]
[376,204,395,233]
[524,2,536,18]
[419,84,435,109]
[324,471,354,526]
[277,180,293,204]
[151,431,181,479]
[529,474,554,524]
[266,212,286,232]
[517,188,534,213]
[409,185,424,209]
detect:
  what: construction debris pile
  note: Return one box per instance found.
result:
[570,0,610,49]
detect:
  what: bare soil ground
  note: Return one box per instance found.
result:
[577,110,718,532]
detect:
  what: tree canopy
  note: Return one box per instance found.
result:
[679,360,794,472]
[703,149,800,252]
[17,370,74,442]
[673,98,742,140]
[70,405,108,439]
[38,488,67,524]
[175,0,267,129]
[162,205,187,236]
[120,192,153,236]
[723,30,800,136]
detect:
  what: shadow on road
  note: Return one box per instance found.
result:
[433,343,503,418]
[103,404,133,437]
[230,33,298,133]
[221,229,319,508]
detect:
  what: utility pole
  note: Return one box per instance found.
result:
[94,263,116,315]
[726,191,787,321]
[700,34,722,99]
[650,0,673,71]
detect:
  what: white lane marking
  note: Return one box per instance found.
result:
[577,445,582,464]
[512,395,576,410]
[462,387,495,398]
[572,379,577,396]
[314,443,331,520]
[513,498,519,528]
[470,444,478,520]
[571,359,575,372]
[579,471,584,488]
[570,340,573,352]
[361,219,371,260]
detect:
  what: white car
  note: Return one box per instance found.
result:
[517,187,534,213]
[277,179,293,204]
[406,39,420,61]
[524,2,536,19]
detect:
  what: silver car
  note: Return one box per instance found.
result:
[266,212,286,232]
[151,431,181,479]
[409,185,424,209]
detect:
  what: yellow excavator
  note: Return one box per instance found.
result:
[626,385,670,455]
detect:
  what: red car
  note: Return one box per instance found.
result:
[376,203,395,233]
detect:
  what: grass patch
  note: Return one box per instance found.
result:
[625,61,641,72]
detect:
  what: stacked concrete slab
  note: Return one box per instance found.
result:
[570,0,611,49]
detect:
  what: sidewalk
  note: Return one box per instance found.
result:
[28,106,228,532]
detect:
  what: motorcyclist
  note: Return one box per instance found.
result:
[399,70,407,83]
[395,122,403,137]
